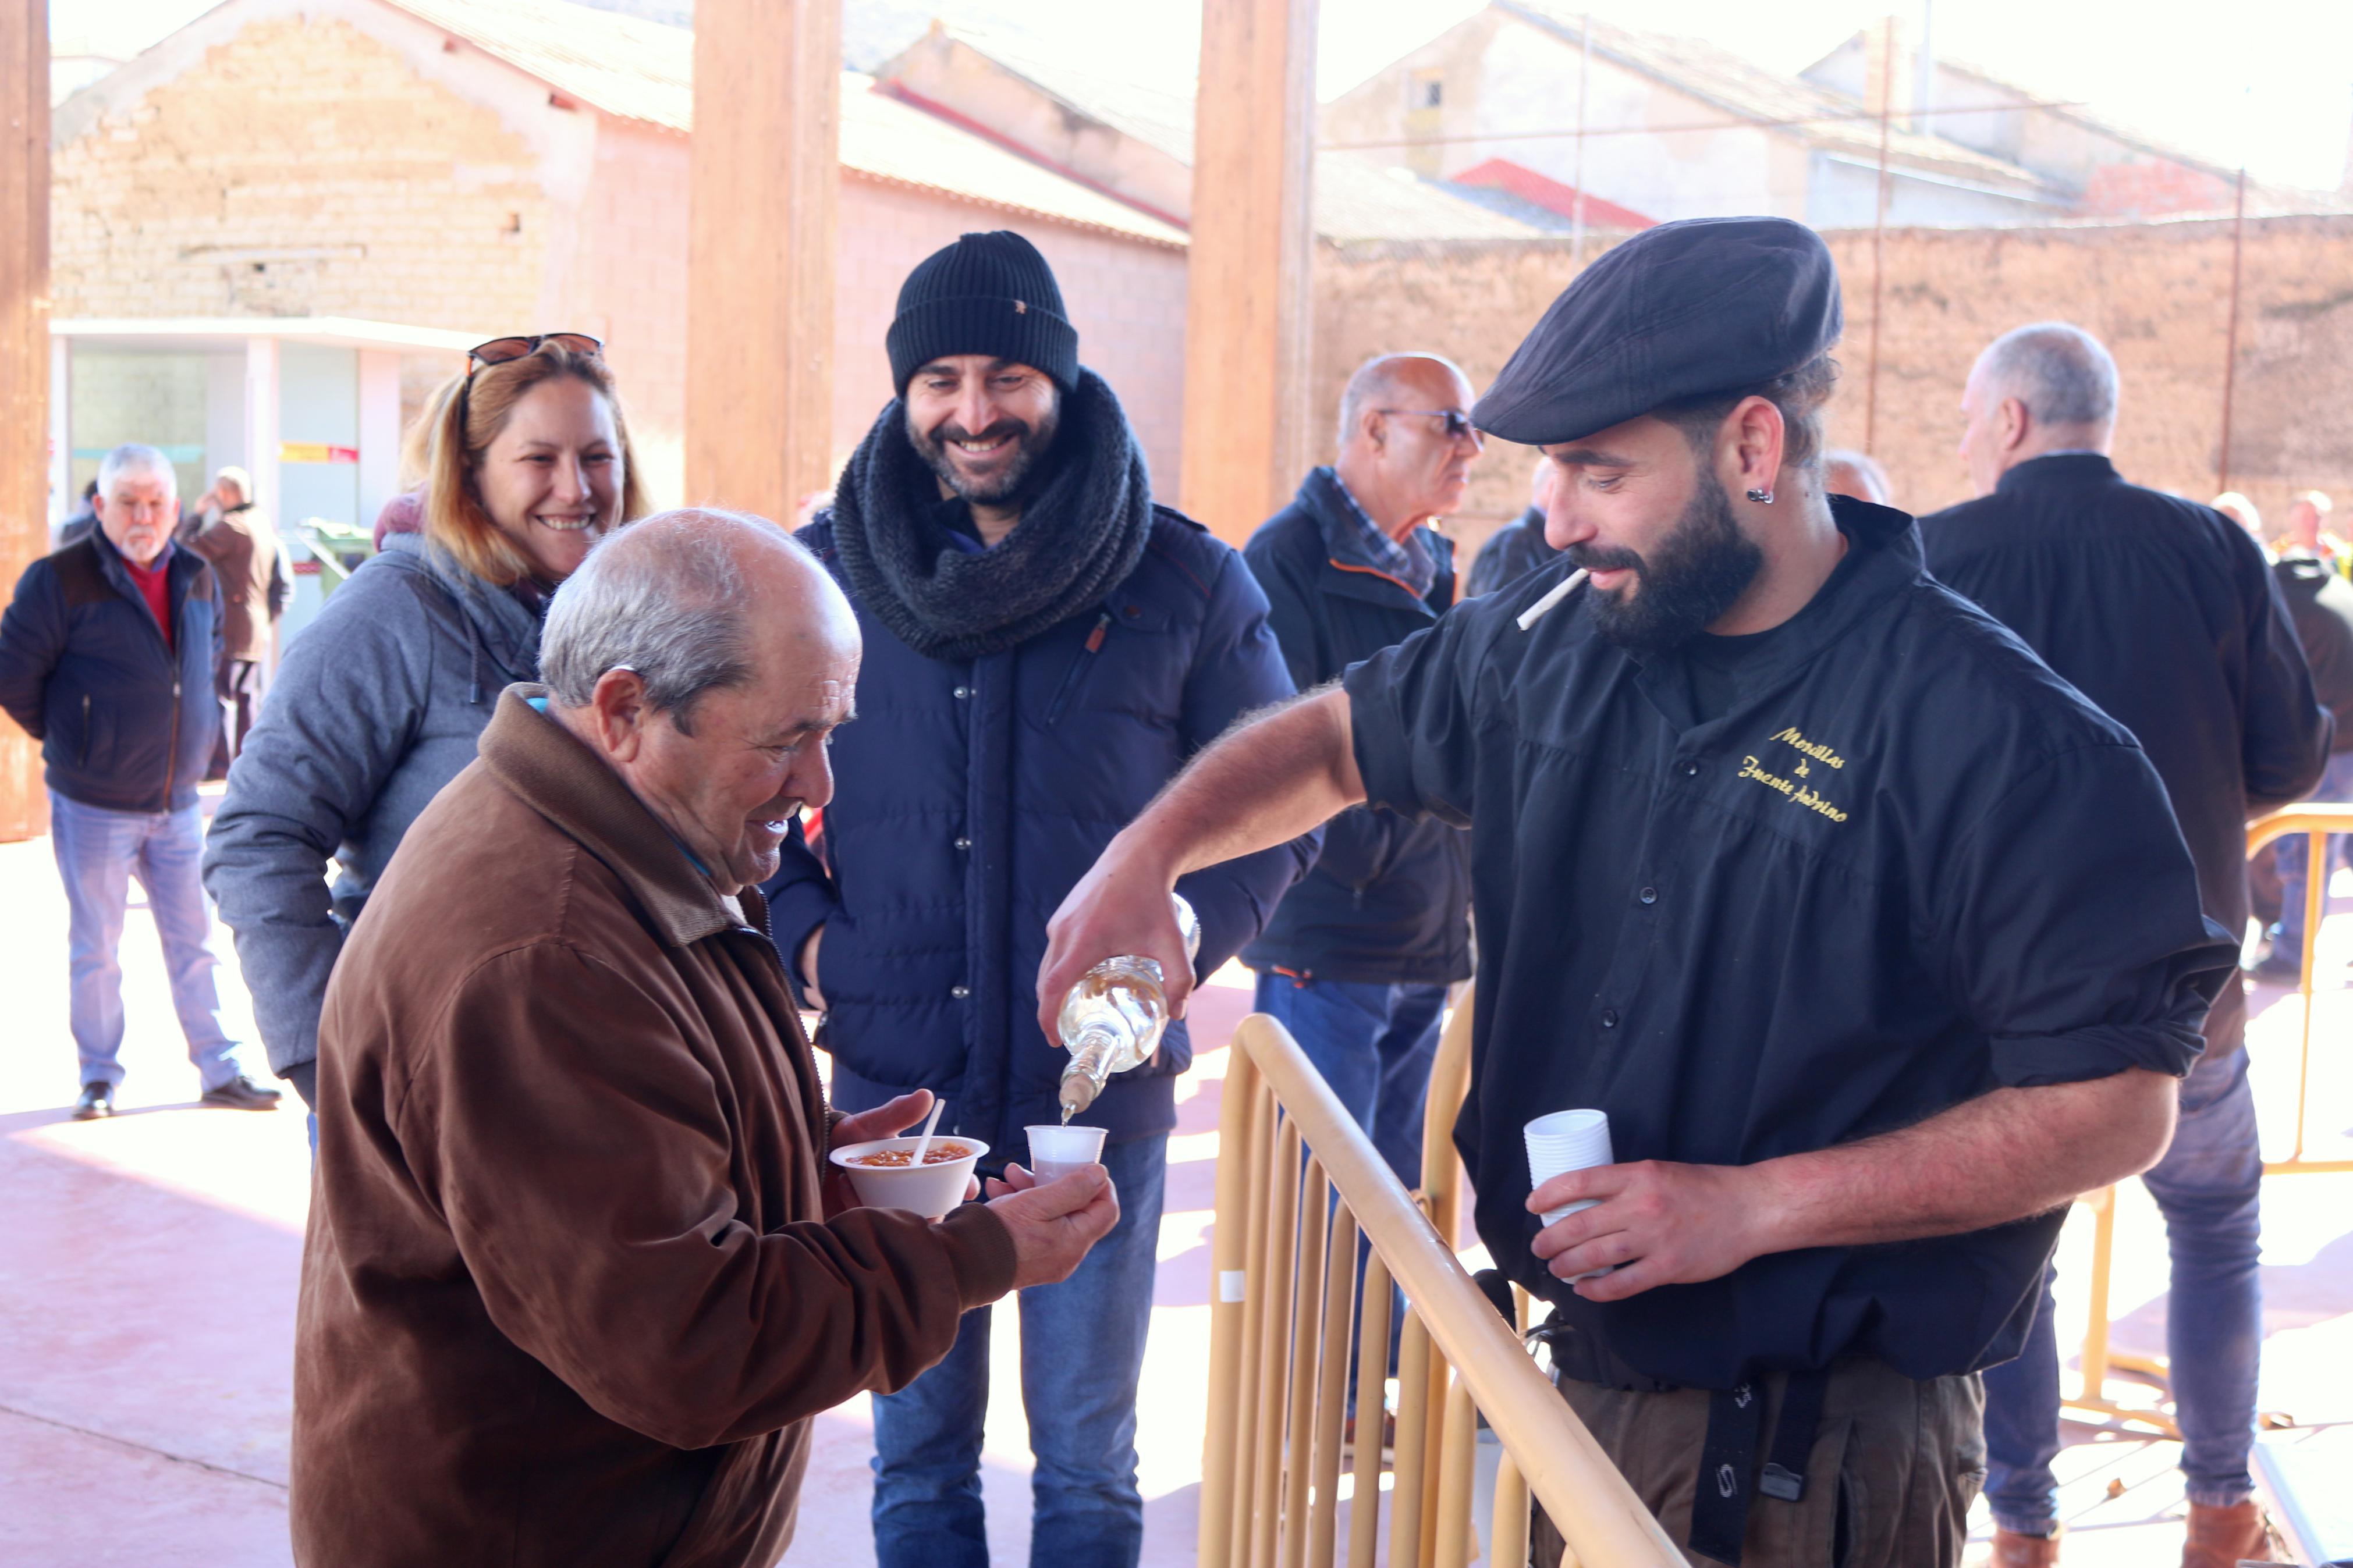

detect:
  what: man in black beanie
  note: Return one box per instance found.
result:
[1039,216,2235,1567]
[764,229,1313,1568]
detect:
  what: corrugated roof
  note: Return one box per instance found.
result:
[381,0,1187,245]
[1499,0,2060,198]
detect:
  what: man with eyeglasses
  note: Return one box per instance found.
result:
[1240,352,1481,1195]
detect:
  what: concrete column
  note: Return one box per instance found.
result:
[244,336,281,529]
[356,349,402,531]
[1178,0,1320,544]
[0,1,51,842]
[686,0,841,524]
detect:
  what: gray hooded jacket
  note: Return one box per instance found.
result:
[202,532,543,1076]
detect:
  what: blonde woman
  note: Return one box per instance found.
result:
[204,335,648,1116]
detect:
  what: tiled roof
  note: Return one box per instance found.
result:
[920,26,1548,243]
[381,0,1187,245]
[1498,0,2059,198]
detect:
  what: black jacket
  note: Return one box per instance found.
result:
[1922,454,2329,1054]
[1241,469,1471,984]
[2273,556,2353,753]
[1346,499,2230,1386]
[1465,506,1561,598]
[0,531,222,813]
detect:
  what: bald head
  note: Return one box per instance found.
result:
[1333,352,1482,535]
[1960,322,2118,496]
[545,507,860,894]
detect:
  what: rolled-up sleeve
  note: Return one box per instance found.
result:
[1933,741,2236,1087]
[1341,605,1496,830]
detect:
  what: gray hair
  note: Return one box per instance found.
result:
[1336,352,1470,450]
[542,508,797,734]
[97,444,178,498]
[1980,322,2118,429]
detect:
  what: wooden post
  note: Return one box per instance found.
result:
[0,0,50,842]
[686,0,840,524]
[1180,0,1319,544]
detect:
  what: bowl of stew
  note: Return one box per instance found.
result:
[829,1136,989,1219]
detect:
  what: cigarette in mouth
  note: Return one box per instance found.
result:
[1516,567,1591,631]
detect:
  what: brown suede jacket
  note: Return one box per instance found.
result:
[292,685,1016,1567]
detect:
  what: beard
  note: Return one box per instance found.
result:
[1569,478,1764,658]
[908,402,1062,507]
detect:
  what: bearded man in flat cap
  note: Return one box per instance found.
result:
[1039,216,2236,1567]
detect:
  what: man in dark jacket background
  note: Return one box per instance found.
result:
[0,444,278,1120]
[2249,553,2353,975]
[764,230,1311,1568]
[1464,458,1561,597]
[1243,351,1477,1188]
[1921,322,2330,1568]
[187,464,288,777]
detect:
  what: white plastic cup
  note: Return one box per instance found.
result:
[829,1136,989,1221]
[1025,1123,1108,1182]
[1524,1109,1613,1226]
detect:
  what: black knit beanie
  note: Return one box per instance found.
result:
[886,230,1080,394]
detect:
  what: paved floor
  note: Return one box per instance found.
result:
[1,792,2348,1565]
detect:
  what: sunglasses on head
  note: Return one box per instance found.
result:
[1379,407,1482,442]
[466,333,604,376]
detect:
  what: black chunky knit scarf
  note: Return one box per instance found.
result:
[830,368,1154,661]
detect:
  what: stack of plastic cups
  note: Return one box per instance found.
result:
[1524,1108,1613,1280]
[1025,1123,1108,1181]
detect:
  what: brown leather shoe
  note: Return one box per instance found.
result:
[1991,1527,2062,1567]
[2180,1499,2267,1568]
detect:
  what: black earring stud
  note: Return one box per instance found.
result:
[1746,488,1773,504]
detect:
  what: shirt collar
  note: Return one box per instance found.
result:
[1996,451,2118,494]
[1325,468,1437,599]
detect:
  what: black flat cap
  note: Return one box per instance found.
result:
[1472,216,1843,447]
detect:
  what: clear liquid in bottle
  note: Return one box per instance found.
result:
[1056,894,1201,1122]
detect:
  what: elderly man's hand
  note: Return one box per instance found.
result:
[985,1163,1120,1289]
[824,1090,979,1215]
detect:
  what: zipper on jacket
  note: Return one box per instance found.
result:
[1045,613,1113,727]
[79,694,91,768]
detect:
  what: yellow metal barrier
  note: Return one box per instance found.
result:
[2064,804,2353,1435]
[1201,1011,1682,1568]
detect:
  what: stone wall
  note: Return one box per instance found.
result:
[1311,216,2353,563]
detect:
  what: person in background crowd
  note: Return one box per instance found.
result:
[1242,351,1475,1190]
[2212,491,2260,536]
[766,230,1312,1568]
[1822,447,1893,506]
[1464,458,1561,596]
[1041,218,2235,1568]
[293,510,1120,1568]
[204,335,648,1118]
[53,479,100,550]
[2276,489,2346,573]
[2249,550,2353,980]
[187,466,289,778]
[0,444,278,1119]
[1921,321,2329,1568]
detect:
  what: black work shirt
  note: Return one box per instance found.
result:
[1343,499,2233,1388]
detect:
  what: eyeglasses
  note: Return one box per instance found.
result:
[1379,408,1484,444]
[466,333,604,376]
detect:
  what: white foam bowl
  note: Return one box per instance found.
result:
[829,1135,989,1220]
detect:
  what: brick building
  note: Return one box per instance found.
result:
[48,0,1191,522]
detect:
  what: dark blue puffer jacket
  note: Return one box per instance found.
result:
[0,531,221,813]
[764,507,1317,1155]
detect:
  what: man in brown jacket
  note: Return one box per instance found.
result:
[186,465,286,774]
[294,508,1119,1567]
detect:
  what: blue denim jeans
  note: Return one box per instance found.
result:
[1250,972,1447,1186]
[1981,1045,2263,1534]
[869,1132,1167,1568]
[49,791,242,1095]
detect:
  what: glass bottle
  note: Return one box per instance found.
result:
[1055,894,1201,1122]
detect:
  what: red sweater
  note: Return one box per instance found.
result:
[121,547,174,651]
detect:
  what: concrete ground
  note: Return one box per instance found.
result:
[1,789,2349,1566]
